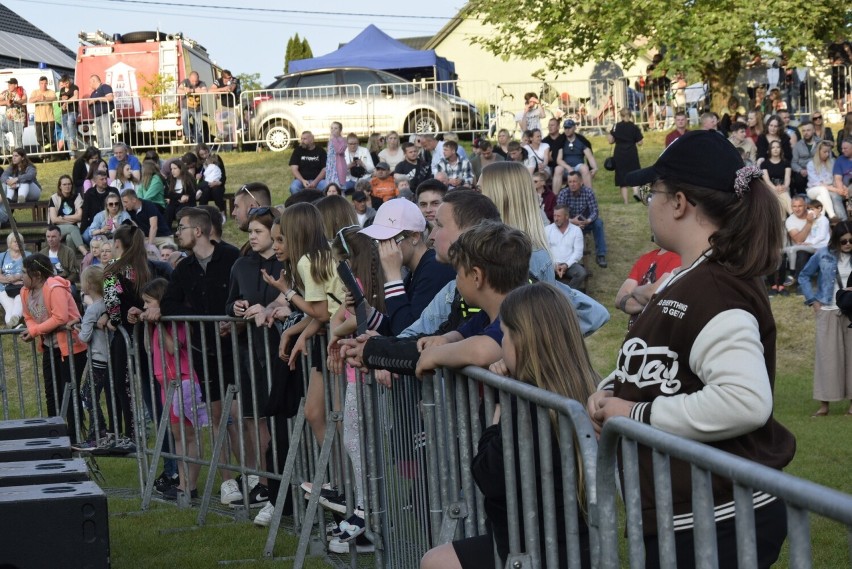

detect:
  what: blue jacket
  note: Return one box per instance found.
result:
[798,247,839,306]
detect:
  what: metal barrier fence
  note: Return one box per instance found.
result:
[0,92,240,160]
[597,417,852,568]
[4,67,850,160]
[5,316,852,568]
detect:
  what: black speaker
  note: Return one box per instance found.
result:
[0,481,110,568]
[0,417,67,440]
[0,437,71,462]
[0,458,89,487]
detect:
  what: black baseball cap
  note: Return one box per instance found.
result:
[352,190,367,202]
[625,130,744,192]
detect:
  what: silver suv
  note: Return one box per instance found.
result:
[246,67,480,151]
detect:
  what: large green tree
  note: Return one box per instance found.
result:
[467,0,850,111]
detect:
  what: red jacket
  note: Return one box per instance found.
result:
[21,276,87,357]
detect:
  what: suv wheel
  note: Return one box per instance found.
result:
[263,123,295,152]
[406,111,441,135]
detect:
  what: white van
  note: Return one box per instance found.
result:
[0,68,63,153]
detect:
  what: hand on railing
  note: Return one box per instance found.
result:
[139,305,160,322]
[326,340,345,375]
[416,335,449,352]
[338,330,379,373]
[587,389,639,437]
[374,369,393,389]
[243,303,267,327]
[127,306,143,324]
[19,330,33,342]
[488,359,509,377]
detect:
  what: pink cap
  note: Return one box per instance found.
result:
[359,198,426,240]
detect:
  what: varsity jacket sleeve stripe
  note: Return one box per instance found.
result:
[646,309,774,442]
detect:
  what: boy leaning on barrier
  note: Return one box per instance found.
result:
[414,220,531,378]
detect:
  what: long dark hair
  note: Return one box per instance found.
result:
[829,221,852,254]
[11,148,32,175]
[23,253,55,283]
[104,223,151,294]
[661,177,783,278]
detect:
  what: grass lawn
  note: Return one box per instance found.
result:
[16,132,852,567]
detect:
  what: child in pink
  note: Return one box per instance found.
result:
[142,278,208,500]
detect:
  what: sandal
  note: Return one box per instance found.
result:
[811,409,829,417]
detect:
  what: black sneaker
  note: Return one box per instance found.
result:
[155,472,179,493]
[248,482,269,508]
[162,486,198,501]
[596,255,608,268]
[319,492,348,514]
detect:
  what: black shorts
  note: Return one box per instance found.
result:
[192,348,235,404]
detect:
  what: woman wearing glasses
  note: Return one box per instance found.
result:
[810,113,834,144]
[82,193,130,244]
[589,131,795,568]
[798,220,852,417]
[48,175,88,256]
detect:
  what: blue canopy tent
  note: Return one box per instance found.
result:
[288,25,456,83]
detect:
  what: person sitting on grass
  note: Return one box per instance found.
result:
[414,220,531,378]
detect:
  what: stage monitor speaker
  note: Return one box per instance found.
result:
[0,417,67,440]
[0,481,109,569]
[0,458,89,487]
[0,437,71,463]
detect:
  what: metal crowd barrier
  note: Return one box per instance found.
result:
[597,417,852,568]
[5,315,852,568]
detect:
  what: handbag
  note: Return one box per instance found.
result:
[604,137,616,171]
[4,283,22,298]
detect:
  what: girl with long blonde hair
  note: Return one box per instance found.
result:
[479,161,554,283]
[422,282,596,569]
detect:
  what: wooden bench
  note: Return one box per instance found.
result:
[8,200,50,223]
[224,192,235,213]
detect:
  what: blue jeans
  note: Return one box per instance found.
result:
[830,192,848,221]
[93,114,111,150]
[583,217,608,256]
[181,107,203,143]
[62,112,77,153]
[289,179,328,194]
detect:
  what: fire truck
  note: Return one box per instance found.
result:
[75,30,224,147]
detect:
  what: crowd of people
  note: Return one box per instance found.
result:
[3,107,850,565]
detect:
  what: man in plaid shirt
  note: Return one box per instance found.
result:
[556,171,608,267]
[435,140,473,189]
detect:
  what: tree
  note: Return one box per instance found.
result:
[237,72,263,92]
[466,0,850,112]
[284,34,314,74]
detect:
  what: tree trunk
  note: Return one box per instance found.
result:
[704,55,743,114]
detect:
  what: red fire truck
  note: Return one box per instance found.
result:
[74,30,224,147]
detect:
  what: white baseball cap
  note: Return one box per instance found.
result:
[359,198,426,240]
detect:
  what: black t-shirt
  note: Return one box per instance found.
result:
[762,159,789,185]
[59,84,79,114]
[132,199,172,237]
[394,159,432,189]
[289,145,328,181]
[543,133,566,168]
[212,77,240,107]
[181,79,207,109]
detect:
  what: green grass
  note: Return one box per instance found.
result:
[12,134,852,566]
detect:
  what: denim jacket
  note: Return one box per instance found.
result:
[399,276,611,338]
[798,247,839,306]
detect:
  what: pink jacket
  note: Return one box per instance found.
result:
[21,276,88,357]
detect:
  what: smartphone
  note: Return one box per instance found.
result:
[337,260,368,334]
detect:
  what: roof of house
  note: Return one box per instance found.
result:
[0,4,76,73]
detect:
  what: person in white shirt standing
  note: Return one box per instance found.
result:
[544,204,587,291]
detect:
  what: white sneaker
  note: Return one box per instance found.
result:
[328,537,374,554]
[220,479,241,505]
[7,315,19,328]
[253,501,275,527]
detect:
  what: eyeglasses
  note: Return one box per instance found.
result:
[239,185,260,205]
[176,224,196,232]
[638,185,666,206]
[107,202,119,207]
[840,239,852,246]
[812,115,823,120]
